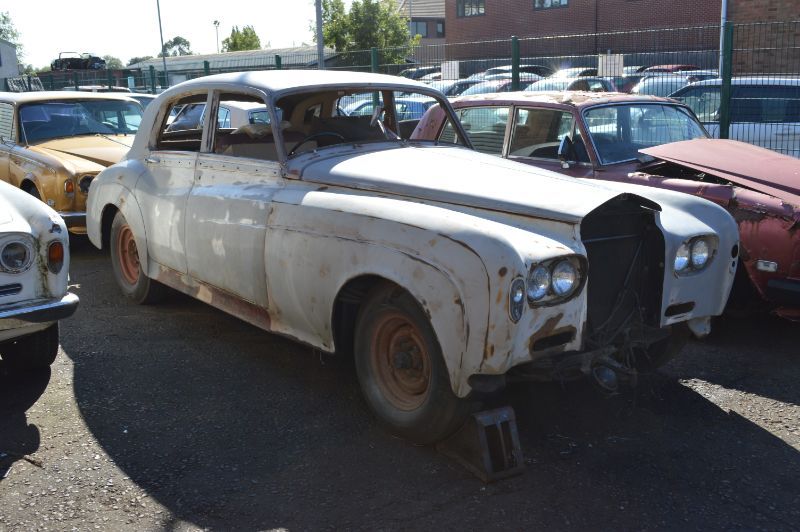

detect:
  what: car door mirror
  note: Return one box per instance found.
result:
[558,135,575,169]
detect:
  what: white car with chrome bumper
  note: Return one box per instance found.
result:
[0,181,78,370]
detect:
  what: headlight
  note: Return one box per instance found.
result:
[509,277,526,323]
[674,235,716,275]
[1,241,33,273]
[527,265,550,301]
[691,239,710,268]
[674,243,690,272]
[552,260,578,296]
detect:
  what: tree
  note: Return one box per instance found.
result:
[103,56,124,70]
[316,0,417,65]
[0,11,23,62]
[127,55,153,66]
[222,25,261,52]
[158,36,193,57]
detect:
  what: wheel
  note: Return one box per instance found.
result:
[1,323,59,371]
[288,132,346,156]
[354,283,471,444]
[110,211,166,304]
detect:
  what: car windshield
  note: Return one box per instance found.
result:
[19,100,143,142]
[584,104,708,165]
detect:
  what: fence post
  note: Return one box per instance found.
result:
[72,72,79,91]
[107,70,114,90]
[203,61,211,76]
[511,36,520,91]
[718,21,734,140]
[275,55,282,70]
[371,48,380,108]
[149,66,156,94]
[47,75,55,91]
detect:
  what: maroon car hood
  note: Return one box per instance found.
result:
[641,139,800,206]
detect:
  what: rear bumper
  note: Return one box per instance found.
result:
[766,278,800,306]
[0,293,80,332]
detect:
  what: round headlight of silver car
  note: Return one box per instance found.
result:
[1,242,32,272]
[674,243,690,272]
[527,265,550,301]
[691,238,710,269]
[551,260,578,296]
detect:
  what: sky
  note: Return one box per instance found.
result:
[6,0,354,68]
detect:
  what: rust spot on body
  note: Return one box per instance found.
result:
[498,267,508,277]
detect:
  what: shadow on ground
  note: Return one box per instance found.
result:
[59,248,800,529]
[0,365,50,479]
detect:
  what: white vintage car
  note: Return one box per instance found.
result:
[0,180,78,370]
[86,71,739,443]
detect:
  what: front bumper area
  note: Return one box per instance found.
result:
[0,293,80,331]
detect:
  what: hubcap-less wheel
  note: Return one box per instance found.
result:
[116,225,140,286]
[370,311,432,411]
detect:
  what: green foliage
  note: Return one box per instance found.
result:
[127,55,153,66]
[103,56,124,70]
[222,25,262,52]
[0,11,23,62]
[316,0,417,65]
[159,36,193,57]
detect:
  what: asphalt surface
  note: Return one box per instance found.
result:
[1,238,799,530]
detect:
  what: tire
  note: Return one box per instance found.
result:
[635,323,690,371]
[1,323,59,371]
[110,211,166,304]
[354,283,471,444]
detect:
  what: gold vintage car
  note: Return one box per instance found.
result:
[0,92,143,234]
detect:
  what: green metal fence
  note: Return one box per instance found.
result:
[10,20,800,156]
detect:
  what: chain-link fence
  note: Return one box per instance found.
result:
[6,20,800,156]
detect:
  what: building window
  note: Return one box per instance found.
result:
[534,0,569,9]
[457,0,485,17]
[409,21,428,38]
[436,21,445,38]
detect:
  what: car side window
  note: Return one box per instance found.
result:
[673,87,721,123]
[443,107,508,155]
[0,103,14,141]
[509,108,575,160]
[731,86,800,123]
[211,93,279,161]
[156,94,208,152]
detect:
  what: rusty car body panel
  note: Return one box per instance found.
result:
[413,91,799,317]
[86,72,738,401]
[0,92,140,234]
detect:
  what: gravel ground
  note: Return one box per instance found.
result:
[1,239,798,531]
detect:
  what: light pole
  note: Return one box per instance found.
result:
[214,20,220,53]
[156,0,169,89]
[315,0,325,70]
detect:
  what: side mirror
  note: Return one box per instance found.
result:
[558,135,575,169]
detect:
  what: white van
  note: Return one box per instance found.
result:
[671,77,800,157]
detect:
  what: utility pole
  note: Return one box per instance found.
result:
[156,0,169,89]
[315,0,325,70]
[719,0,729,72]
[214,20,220,53]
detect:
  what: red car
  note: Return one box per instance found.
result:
[412,91,800,319]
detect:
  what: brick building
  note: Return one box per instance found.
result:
[398,0,446,45]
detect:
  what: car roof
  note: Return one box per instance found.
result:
[452,90,678,108]
[683,76,800,87]
[0,91,139,104]
[161,70,431,98]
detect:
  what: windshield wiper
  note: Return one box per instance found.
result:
[94,133,130,146]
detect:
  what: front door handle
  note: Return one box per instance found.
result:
[145,156,160,164]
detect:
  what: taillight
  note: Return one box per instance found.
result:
[48,241,64,274]
[64,180,75,194]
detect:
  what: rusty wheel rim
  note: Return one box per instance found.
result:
[116,224,140,286]
[370,311,432,411]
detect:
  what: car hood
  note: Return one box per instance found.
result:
[641,139,800,206]
[31,135,133,169]
[290,144,657,224]
[0,194,14,226]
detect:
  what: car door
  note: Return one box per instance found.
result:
[184,90,281,308]
[506,106,594,178]
[135,93,209,274]
[731,85,800,157]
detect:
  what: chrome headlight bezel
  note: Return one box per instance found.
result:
[0,235,36,274]
[674,235,717,276]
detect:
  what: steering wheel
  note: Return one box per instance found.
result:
[288,131,346,156]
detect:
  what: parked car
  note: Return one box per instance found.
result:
[413,90,799,319]
[425,79,482,97]
[399,66,440,80]
[631,74,691,97]
[87,71,737,443]
[526,77,616,92]
[459,75,541,95]
[550,67,598,78]
[51,52,106,71]
[127,94,157,108]
[342,95,437,121]
[644,64,701,73]
[670,77,800,157]
[466,64,553,82]
[0,181,78,370]
[0,92,143,234]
